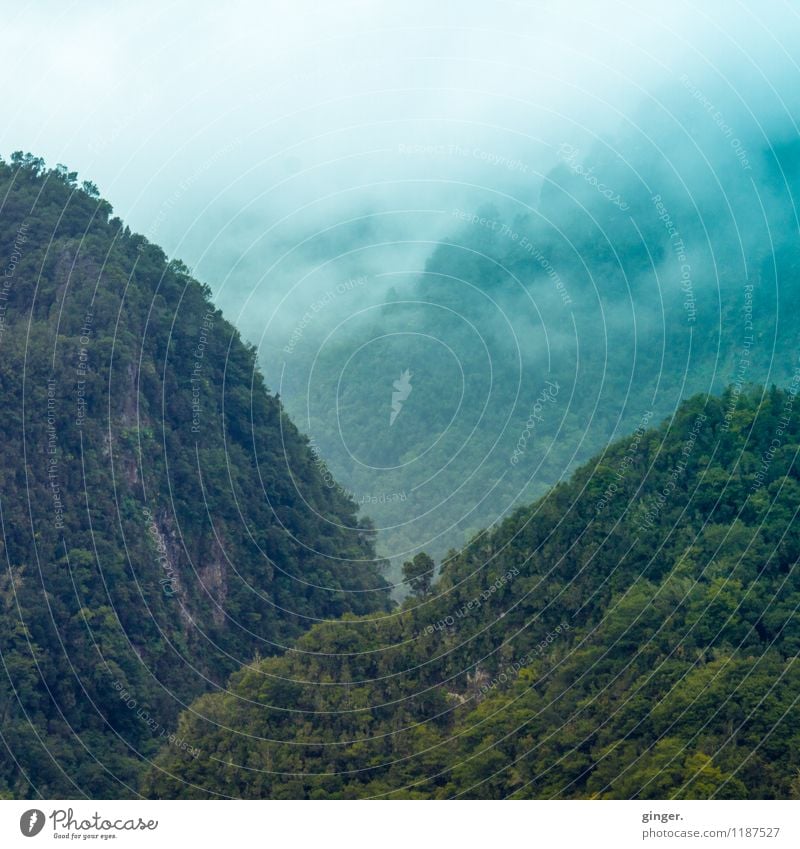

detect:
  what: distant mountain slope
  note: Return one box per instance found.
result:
[277,114,800,574]
[147,387,800,799]
[0,153,390,798]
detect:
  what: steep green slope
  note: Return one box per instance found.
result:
[147,387,800,798]
[0,154,390,798]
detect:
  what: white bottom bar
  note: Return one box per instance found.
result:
[1,799,797,848]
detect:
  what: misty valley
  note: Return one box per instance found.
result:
[1,1,800,816]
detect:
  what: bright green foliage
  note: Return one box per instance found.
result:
[147,389,800,798]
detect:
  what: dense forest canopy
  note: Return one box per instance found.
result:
[2,0,800,821]
[148,386,800,799]
[2,136,799,801]
[0,154,390,798]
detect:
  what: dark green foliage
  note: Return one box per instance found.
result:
[402,552,434,597]
[147,388,800,799]
[0,155,390,798]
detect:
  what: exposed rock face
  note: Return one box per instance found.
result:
[0,155,390,798]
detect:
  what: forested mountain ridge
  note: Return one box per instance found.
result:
[147,386,800,799]
[0,154,390,798]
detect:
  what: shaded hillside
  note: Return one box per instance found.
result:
[147,387,800,798]
[0,154,390,798]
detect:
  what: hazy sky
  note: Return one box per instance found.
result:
[3,0,799,349]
